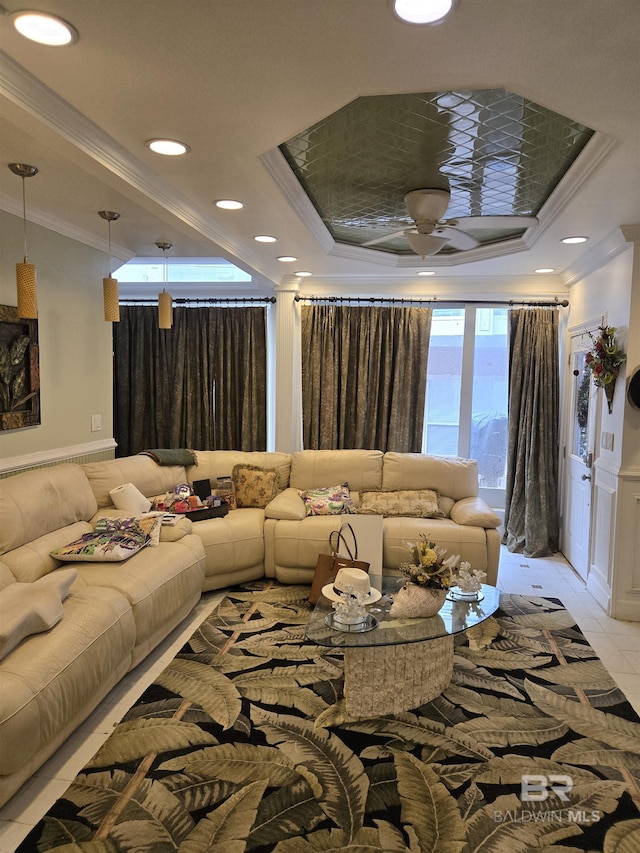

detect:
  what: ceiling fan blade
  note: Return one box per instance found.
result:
[446,215,538,230]
[362,229,408,247]
[432,226,479,250]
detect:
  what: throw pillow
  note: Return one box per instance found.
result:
[50,515,159,562]
[299,483,357,516]
[232,464,279,509]
[359,489,443,518]
[0,568,77,660]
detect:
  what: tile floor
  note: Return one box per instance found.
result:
[1,547,639,851]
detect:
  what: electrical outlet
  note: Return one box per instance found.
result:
[91,414,102,432]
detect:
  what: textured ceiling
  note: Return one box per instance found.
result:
[280,88,594,254]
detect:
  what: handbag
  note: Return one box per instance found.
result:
[308,522,370,605]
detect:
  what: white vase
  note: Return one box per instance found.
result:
[389,584,447,618]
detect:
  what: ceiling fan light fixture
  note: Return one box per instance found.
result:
[391,0,456,26]
[406,231,447,258]
[10,11,78,45]
[146,139,190,156]
[561,236,589,244]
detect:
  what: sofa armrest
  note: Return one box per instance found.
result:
[265,488,306,521]
[449,497,501,529]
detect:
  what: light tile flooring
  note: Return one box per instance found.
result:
[2,548,639,851]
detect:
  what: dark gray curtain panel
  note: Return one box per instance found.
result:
[113,305,267,456]
[503,307,560,557]
[301,304,431,451]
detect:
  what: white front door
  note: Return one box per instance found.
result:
[562,337,597,580]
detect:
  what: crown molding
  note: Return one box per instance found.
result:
[260,148,335,253]
[0,192,133,261]
[562,227,630,286]
[0,52,275,280]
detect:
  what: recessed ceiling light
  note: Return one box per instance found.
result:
[418,270,436,276]
[561,236,589,244]
[295,271,312,277]
[277,256,297,262]
[214,199,244,210]
[390,0,456,25]
[11,11,79,45]
[146,139,190,156]
[254,235,277,243]
[535,268,555,274]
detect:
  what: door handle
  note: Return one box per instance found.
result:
[581,474,591,481]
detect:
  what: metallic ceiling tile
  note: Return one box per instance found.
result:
[279,88,593,255]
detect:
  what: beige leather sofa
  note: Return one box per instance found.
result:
[0,447,499,806]
[0,463,205,807]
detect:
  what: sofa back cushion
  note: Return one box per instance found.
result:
[290,450,384,492]
[82,457,187,508]
[0,464,98,557]
[382,453,478,500]
[188,451,293,492]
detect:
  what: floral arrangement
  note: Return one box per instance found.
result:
[585,325,626,388]
[399,535,459,591]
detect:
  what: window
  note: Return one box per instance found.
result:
[423,306,508,507]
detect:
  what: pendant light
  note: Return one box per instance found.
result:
[9,163,39,319]
[98,211,120,322]
[156,241,173,329]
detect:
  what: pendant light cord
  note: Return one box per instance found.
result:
[21,177,28,262]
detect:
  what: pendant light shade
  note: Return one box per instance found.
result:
[99,211,120,322]
[156,241,173,329]
[9,163,39,319]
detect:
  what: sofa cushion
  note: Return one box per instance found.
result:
[0,464,98,557]
[290,449,383,492]
[0,569,77,660]
[449,497,501,529]
[82,457,187,508]
[188,451,292,493]
[264,487,307,521]
[359,489,443,518]
[299,483,357,516]
[382,453,478,500]
[232,464,279,508]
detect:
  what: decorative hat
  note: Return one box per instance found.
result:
[322,567,382,604]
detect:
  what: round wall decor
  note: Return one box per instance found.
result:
[628,367,640,410]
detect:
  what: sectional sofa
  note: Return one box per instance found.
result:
[0,448,500,806]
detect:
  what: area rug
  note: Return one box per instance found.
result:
[18,583,640,852]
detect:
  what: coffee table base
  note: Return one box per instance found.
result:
[343,634,454,718]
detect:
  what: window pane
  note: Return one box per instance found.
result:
[470,308,508,488]
[572,351,589,460]
[423,309,464,455]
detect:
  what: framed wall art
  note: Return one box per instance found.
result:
[0,304,40,430]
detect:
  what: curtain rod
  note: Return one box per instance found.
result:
[120,296,276,305]
[294,295,569,307]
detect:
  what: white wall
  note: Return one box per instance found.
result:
[0,210,115,468]
[566,231,640,620]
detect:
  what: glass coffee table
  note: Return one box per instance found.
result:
[306,575,500,718]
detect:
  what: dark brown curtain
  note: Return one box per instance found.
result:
[301,304,431,451]
[503,307,560,556]
[113,305,267,456]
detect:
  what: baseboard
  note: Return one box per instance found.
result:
[586,567,611,616]
[0,439,117,477]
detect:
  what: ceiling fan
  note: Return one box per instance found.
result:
[362,189,538,257]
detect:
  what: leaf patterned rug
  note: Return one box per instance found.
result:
[17,582,640,852]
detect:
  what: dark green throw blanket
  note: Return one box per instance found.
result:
[139,448,197,466]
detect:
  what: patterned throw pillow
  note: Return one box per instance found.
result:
[50,515,161,562]
[359,489,444,518]
[232,464,279,509]
[299,483,357,516]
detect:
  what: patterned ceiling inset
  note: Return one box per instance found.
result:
[279,89,594,255]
